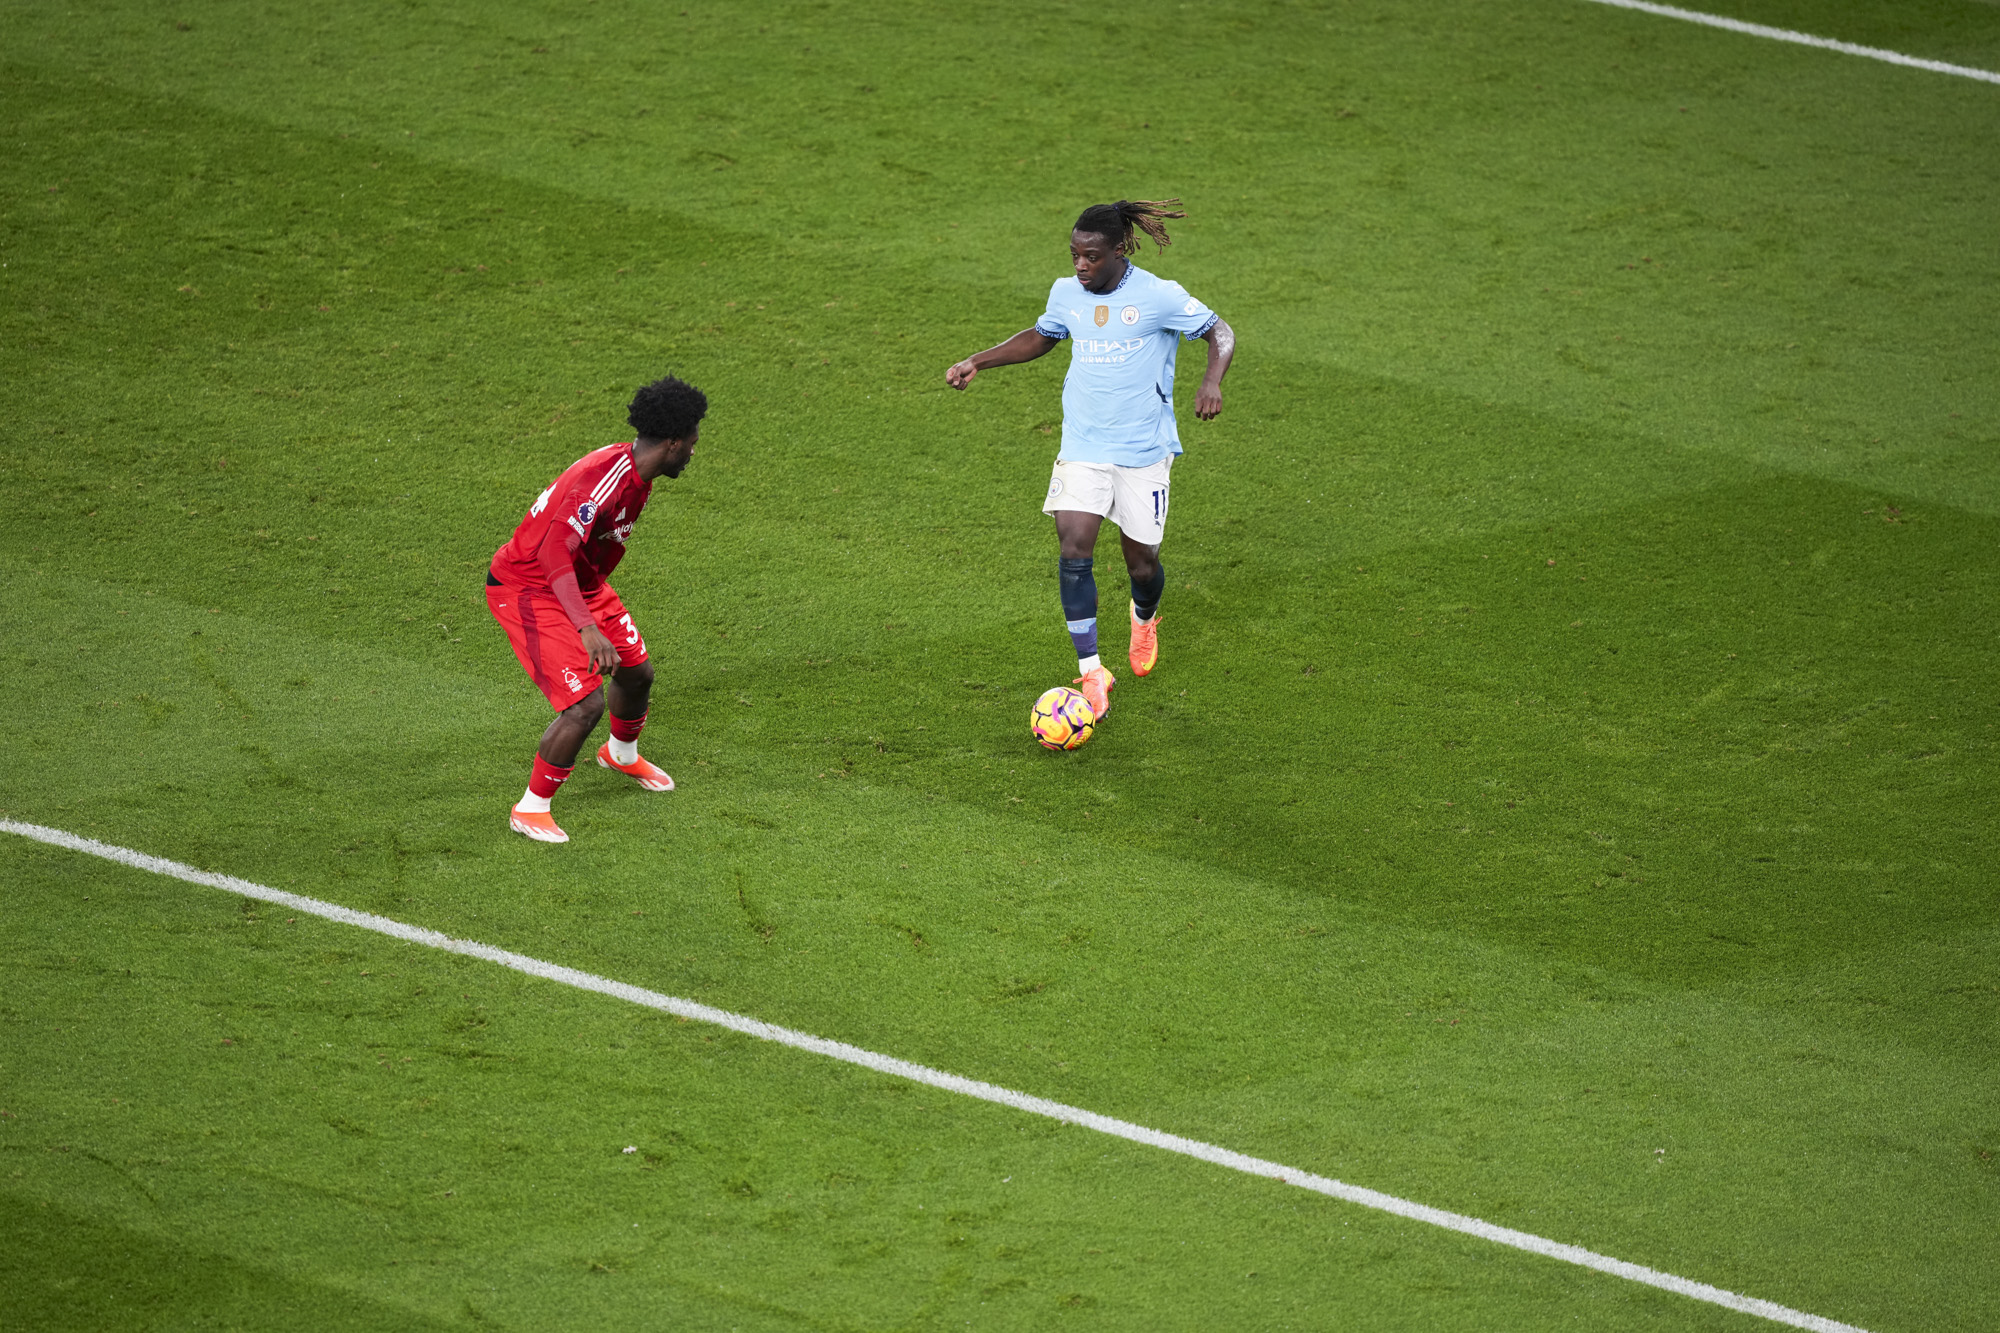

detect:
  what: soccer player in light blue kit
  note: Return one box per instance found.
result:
[946,199,1236,720]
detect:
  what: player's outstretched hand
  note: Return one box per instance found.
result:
[579,624,620,674]
[1196,385,1223,420]
[945,358,978,390]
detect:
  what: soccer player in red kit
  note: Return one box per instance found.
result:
[486,375,707,843]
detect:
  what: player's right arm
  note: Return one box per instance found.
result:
[530,484,621,674]
[946,328,1061,390]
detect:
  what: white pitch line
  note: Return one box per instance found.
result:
[4,818,1868,1333]
[1582,0,2000,85]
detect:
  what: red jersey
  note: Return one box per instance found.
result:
[490,443,654,629]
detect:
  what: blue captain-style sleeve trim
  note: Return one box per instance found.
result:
[1185,314,1219,340]
[1036,321,1070,339]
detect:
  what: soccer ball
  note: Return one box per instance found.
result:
[1029,685,1095,751]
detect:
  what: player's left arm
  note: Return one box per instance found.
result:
[1195,318,1236,420]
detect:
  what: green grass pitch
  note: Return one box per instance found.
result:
[3,0,1997,1327]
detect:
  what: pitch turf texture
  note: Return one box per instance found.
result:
[3,1,1997,1328]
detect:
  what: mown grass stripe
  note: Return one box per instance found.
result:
[1583,0,2000,83]
[2,817,1869,1333]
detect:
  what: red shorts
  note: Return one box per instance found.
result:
[486,580,649,712]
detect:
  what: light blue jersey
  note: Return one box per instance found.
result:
[1035,264,1218,467]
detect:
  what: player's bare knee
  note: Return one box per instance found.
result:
[565,688,607,728]
[615,660,655,692]
[1057,524,1099,560]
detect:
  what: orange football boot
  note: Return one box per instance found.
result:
[597,743,676,792]
[509,806,569,843]
[1072,664,1115,720]
[1128,602,1161,676]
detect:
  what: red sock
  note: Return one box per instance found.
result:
[528,754,573,799]
[609,711,647,743]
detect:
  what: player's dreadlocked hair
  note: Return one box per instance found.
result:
[1073,198,1188,256]
[627,374,708,442]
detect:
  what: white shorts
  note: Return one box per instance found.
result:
[1041,456,1174,546]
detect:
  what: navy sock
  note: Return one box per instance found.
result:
[1130,562,1166,623]
[1059,556,1098,659]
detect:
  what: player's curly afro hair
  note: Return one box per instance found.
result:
[627,375,708,442]
[1073,199,1187,256]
